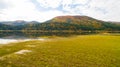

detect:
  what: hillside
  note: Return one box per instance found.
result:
[0,15,120,32]
[0,23,14,30]
[0,20,39,26]
[46,16,120,30]
[23,16,120,31]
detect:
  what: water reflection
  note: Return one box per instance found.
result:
[0,31,97,44]
[0,31,97,38]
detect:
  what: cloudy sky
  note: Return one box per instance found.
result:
[0,0,120,22]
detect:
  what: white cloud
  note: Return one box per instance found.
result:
[0,0,67,22]
[0,0,120,22]
[0,0,38,21]
[73,0,89,4]
[87,0,120,21]
[36,0,62,8]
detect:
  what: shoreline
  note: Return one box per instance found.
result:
[0,38,45,45]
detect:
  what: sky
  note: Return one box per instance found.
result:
[0,0,120,22]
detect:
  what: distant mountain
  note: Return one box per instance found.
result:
[0,23,13,30]
[28,21,40,24]
[44,16,120,31]
[47,16,100,23]
[46,16,103,29]
[0,20,39,26]
[0,15,120,32]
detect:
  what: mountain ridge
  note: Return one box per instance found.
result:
[0,20,39,26]
[0,15,120,32]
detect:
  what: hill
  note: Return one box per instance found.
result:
[0,20,39,26]
[0,15,120,32]
[23,16,120,31]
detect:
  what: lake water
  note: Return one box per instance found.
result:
[0,31,46,44]
[0,35,45,44]
[0,31,97,44]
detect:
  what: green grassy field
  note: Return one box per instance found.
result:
[0,35,120,67]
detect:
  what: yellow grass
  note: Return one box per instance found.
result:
[0,35,120,67]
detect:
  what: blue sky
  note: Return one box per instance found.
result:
[0,0,120,22]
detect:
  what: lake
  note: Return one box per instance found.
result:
[0,35,46,44]
[0,31,98,44]
[0,31,46,44]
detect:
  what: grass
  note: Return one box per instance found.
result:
[0,35,120,67]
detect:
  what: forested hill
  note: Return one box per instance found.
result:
[0,16,120,32]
